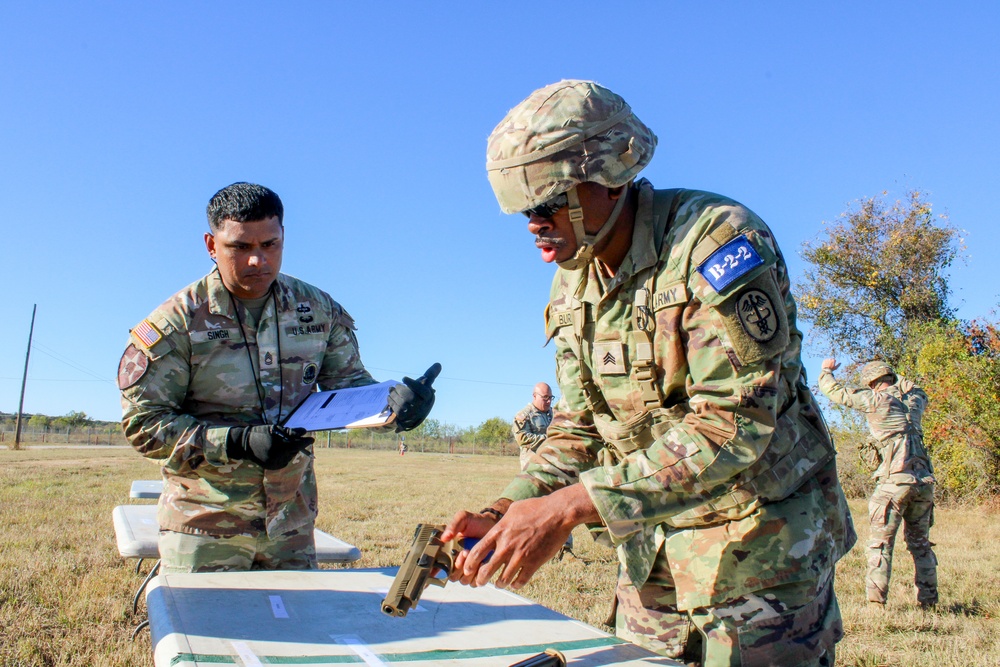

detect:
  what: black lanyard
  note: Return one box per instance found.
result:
[229,285,284,425]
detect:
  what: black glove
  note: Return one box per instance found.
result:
[226,425,315,470]
[387,363,441,432]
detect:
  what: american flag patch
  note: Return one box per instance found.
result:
[133,319,163,348]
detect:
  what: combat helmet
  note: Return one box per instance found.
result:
[486,80,658,269]
[860,361,896,387]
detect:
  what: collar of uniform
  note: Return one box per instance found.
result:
[579,179,658,304]
[531,404,553,418]
[205,268,290,318]
[206,267,237,318]
[271,275,294,312]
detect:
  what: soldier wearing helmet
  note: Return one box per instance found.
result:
[820,357,936,608]
[443,80,856,665]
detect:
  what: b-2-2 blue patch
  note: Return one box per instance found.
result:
[696,235,765,293]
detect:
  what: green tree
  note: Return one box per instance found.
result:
[409,418,463,440]
[475,417,512,444]
[52,410,91,429]
[797,190,961,366]
[27,414,50,430]
[902,319,1000,498]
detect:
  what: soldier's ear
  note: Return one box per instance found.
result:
[204,232,217,262]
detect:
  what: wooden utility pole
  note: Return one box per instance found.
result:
[13,305,37,450]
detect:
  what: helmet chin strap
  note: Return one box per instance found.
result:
[556,181,633,271]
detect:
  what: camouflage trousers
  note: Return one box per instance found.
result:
[616,563,841,666]
[866,481,937,606]
[158,524,317,574]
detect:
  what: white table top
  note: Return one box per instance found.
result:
[112,505,361,563]
[146,569,677,666]
[130,480,164,499]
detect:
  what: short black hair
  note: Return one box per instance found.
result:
[207,182,284,231]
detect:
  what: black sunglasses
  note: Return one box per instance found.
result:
[522,192,569,219]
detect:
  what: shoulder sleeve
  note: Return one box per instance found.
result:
[685,199,790,367]
[119,308,229,466]
[899,378,929,415]
[818,370,877,412]
[317,296,376,391]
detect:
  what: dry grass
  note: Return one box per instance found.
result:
[1,446,997,666]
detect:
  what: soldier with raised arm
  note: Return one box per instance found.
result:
[819,358,937,608]
[441,80,856,665]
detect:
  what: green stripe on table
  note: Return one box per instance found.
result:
[168,637,625,665]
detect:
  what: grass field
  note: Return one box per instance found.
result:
[1,446,997,666]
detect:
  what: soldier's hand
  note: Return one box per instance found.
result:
[388,363,441,432]
[821,357,840,372]
[441,509,503,583]
[226,425,315,470]
[450,486,600,591]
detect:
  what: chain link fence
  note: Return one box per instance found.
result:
[1,424,129,446]
[313,429,517,457]
[2,424,517,457]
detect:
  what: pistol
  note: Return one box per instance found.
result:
[382,523,463,617]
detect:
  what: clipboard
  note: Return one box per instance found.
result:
[281,380,401,431]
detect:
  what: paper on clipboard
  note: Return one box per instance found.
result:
[282,380,401,431]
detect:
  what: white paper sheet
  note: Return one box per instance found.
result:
[282,380,400,431]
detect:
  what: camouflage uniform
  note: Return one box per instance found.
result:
[819,368,936,606]
[500,180,856,664]
[119,267,374,571]
[512,402,552,470]
[486,80,855,664]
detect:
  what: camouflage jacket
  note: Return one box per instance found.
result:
[500,180,855,609]
[818,371,933,484]
[119,268,375,537]
[511,403,552,451]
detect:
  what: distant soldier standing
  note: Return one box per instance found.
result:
[512,382,554,470]
[819,358,937,608]
[118,182,437,573]
[443,80,856,665]
[512,382,573,556]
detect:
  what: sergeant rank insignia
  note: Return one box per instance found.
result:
[594,342,627,375]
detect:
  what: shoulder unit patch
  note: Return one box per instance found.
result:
[736,289,779,342]
[117,344,149,390]
[696,235,764,293]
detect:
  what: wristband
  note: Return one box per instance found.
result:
[479,507,504,521]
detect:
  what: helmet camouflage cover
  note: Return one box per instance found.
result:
[860,361,896,386]
[486,79,658,214]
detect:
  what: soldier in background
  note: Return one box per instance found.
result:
[442,80,856,665]
[512,382,554,470]
[512,382,573,557]
[819,358,937,608]
[118,182,437,573]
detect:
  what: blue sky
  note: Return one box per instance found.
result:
[1,2,997,427]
